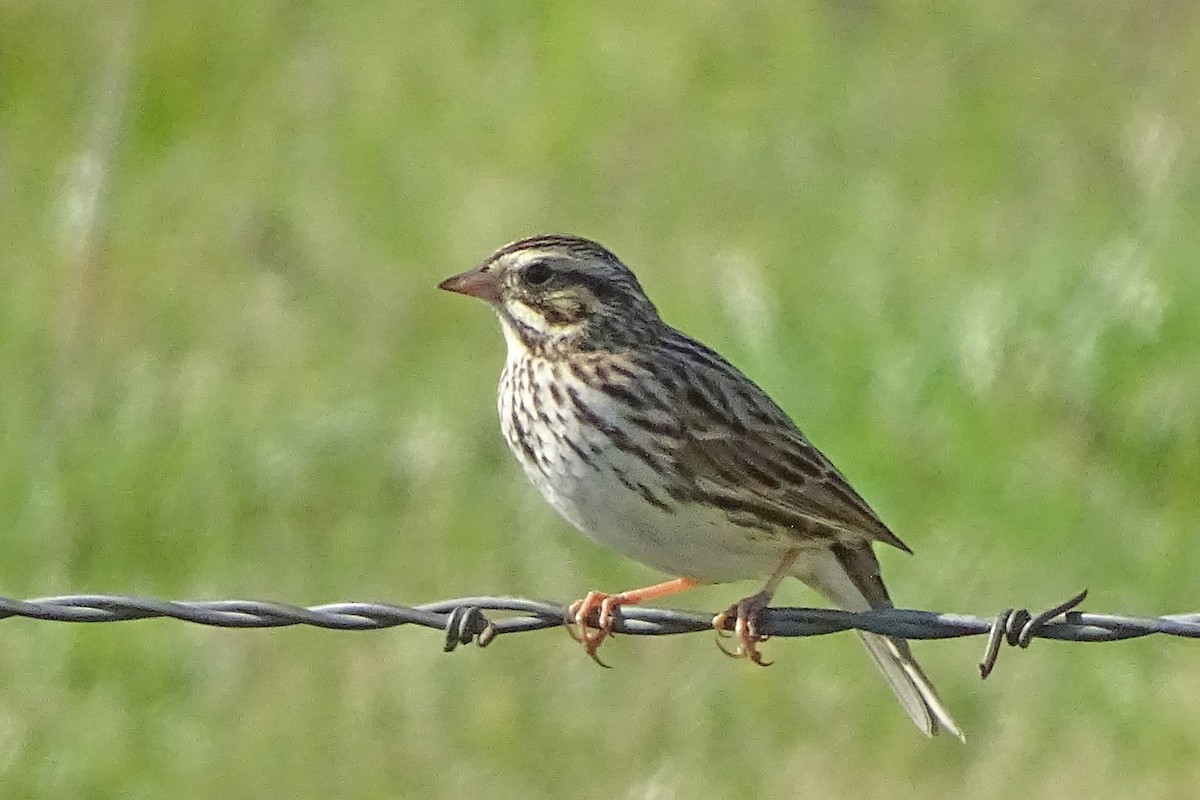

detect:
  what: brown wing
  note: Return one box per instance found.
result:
[673,425,910,552]
[654,336,910,553]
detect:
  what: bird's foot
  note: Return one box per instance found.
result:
[566,591,628,667]
[713,590,774,667]
[565,578,703,666]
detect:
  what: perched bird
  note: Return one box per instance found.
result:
[439,234,961,739]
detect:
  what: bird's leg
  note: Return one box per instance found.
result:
[713,549,802,667]
[567,577,701,666]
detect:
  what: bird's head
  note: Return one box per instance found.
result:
[439,235,663,355]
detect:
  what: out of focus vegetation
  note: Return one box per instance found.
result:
[1,3,1198,798]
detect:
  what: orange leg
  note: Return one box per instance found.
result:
[567,577,702,666]
[713,549,801,667]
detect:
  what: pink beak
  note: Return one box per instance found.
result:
[438,268,502,304]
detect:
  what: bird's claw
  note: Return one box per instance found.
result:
[566,591,625,667]
[712,590,774,667]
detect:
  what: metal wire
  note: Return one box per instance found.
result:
[2,590,1197,677]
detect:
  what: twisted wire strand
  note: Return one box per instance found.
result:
[2,590,1197,677]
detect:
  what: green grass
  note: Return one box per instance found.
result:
[2,2,1200,798]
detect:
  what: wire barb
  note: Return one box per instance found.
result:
[2,592,1198,679]
[978,590,1089,679]
[442,605,497,652]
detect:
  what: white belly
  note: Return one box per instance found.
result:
[499,356,788,583]
[547,471,786,582]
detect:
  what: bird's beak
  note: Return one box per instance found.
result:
[438,267,502,304]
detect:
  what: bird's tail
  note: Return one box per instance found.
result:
[796,545,963,741]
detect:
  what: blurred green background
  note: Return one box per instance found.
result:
[3,2,1199,798]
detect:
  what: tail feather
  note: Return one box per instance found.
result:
[796,545,964,741]
[855,629,963,740]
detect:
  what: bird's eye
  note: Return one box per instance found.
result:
[525,262,553,286]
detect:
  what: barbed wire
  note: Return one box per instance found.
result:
[2,589,1197,677]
